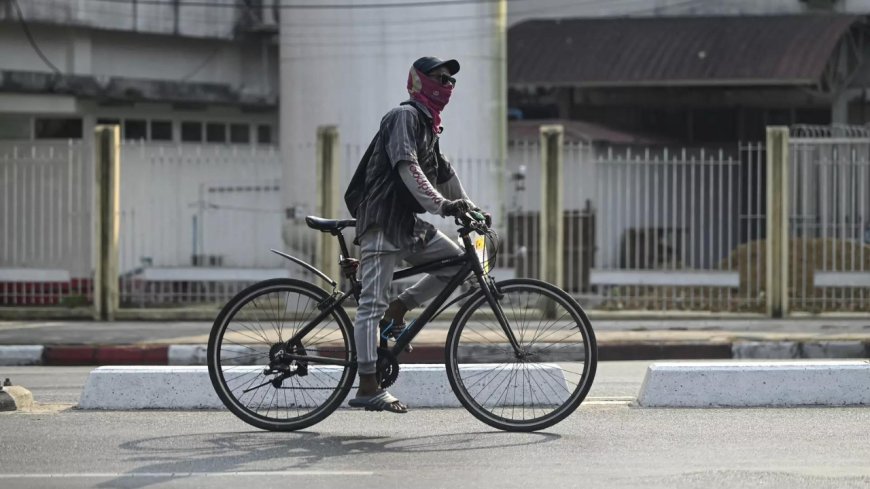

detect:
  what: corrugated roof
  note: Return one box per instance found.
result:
[509,15,862,87]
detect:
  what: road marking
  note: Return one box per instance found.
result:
[0,471,374,478]
[586,397,634,402]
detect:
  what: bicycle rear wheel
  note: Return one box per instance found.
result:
[207,278,356,431]
[445,278,597,432]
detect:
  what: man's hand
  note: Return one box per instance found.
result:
[473,207,493,227]
[442,199,474,217]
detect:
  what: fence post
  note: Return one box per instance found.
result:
[540,125,564,291]
[93,125,121,321]
[766,126,790,318]
[316,125,340,283]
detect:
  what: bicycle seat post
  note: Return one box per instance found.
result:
[334,229,362,300]
[332,229,351,259]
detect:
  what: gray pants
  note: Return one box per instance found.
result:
[354,228,464,375]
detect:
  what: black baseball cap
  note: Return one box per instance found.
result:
[413,56,460,76]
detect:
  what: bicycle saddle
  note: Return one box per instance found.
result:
[305,216,357,232]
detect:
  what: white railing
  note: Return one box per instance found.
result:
[0,141,93,306]
[790,132,870,312]
[6,129,865,314]
[497,141,767,312]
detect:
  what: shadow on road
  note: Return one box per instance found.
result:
[98,429,561,489]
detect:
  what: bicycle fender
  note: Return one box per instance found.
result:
[270,249,337,287]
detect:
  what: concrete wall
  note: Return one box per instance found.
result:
[0,24,276,95]
[118,143,283,272]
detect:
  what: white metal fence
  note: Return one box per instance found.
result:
[499,141,768,312]
[4,126,867,315]
[789,126,870,312]
[0,141,93,306]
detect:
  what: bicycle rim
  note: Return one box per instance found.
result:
[446,279,597,432]
[208,279,356,431]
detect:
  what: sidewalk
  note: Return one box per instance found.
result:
[1,318,869,365]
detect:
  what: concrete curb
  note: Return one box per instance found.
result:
[0,386,34,411]
[42,345,168,365]
[78,365,569,409]
[2,340,870,366]
[0,345,44,365]
[636,360,870,407]
[732,340,870,359]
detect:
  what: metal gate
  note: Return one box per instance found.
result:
[0,141,93,307]
[789,125,870,312]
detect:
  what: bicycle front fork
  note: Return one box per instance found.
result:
[477,274,525,357]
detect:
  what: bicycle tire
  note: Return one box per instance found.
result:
[207,278,356,431]
[445,278,597,432]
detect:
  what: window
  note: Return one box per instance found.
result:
[257,124,272,144]
[124,119,147,141]
[181,121,203,142]
[96,118,121,126]
[229,123,250,144]
[35,118,83,139]
[206,123,226,143]
[150,120,173,141]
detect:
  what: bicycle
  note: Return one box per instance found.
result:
[207,212,597,432]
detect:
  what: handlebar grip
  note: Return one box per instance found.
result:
[469,211,485,222]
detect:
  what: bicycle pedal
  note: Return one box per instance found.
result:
[379,319,413,352]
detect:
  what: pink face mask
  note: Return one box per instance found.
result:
[407,68,453,133]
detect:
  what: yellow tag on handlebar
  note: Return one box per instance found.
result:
[457,234,491,274]
[474,235,490,274]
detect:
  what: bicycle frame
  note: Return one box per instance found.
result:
[277,224,522,367]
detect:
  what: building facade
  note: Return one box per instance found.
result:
[0,0,279,147]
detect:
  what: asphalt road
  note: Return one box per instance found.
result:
[3,362,870,488]
[4,403,870,489]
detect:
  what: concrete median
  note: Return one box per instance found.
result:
[78,364,570,410]
[636,360,870,407]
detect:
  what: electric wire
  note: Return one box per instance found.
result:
[11,0,63,75]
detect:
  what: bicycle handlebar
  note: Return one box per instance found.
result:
[454,211,489,235]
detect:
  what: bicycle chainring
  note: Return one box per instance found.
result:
[376,347,399,388]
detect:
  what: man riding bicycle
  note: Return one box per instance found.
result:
[345,56,489,413]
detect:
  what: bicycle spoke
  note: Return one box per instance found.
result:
[209,281,354,431]
[448,281,596,431]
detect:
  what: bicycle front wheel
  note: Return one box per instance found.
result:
[207,278,356,431]
[445,278,597,432]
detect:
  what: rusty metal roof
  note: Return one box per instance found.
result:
[509,15,862,87]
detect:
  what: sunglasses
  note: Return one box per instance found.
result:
[435,73,456,86]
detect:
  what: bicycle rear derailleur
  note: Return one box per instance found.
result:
[264,341,308,382]
[376,347,399,388]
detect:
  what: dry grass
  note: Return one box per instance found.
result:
[598,238,870,313]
